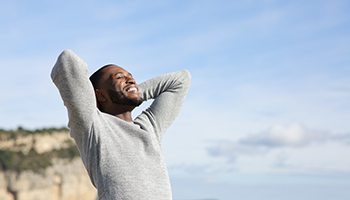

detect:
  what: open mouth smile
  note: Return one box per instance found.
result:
[124,85,138,93]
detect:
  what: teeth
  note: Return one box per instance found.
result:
[127,87,137,92]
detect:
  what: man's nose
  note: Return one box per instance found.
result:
[126,76,136,84]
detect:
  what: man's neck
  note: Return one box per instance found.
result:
[102,105,135,122]
[115,112,133,122]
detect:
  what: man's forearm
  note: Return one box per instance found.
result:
[137,70,191,138]
[139,70,191,101]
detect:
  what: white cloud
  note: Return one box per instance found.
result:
[207,123,350,173]
[240,123,329,147]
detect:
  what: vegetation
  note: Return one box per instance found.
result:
[0,127,79,173]
[0,146,80,173]
[0,126,68,140]
[0,148,52,173]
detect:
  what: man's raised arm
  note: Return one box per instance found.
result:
[137,70,191,140]
[51,50,97,132]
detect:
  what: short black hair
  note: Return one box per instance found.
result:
[89,64,117,89]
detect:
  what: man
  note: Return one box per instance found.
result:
[51,50,191,200]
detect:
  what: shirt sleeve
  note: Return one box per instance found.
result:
[136,70,191,141]
[51,50,97,135]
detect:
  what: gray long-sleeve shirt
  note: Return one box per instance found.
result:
[51,50,191,200]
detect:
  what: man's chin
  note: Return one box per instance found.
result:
[124,96,143,107]
[131,98,143,107]
[109,89,142,107]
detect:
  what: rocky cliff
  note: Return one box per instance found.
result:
[0,128,96,200]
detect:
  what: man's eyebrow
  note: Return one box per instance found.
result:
[110,72,133,77]
[110,72,120,76]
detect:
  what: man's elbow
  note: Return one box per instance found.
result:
[177,70,191,92]
[180,69,192,85]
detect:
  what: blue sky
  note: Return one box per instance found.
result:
[1,0,350,199]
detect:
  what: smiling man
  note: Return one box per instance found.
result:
[51,50,191,200]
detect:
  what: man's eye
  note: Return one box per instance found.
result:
[114,74,124,79]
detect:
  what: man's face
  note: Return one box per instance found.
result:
[98,66,142,107]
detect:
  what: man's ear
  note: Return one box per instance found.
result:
[95,89,107,103]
